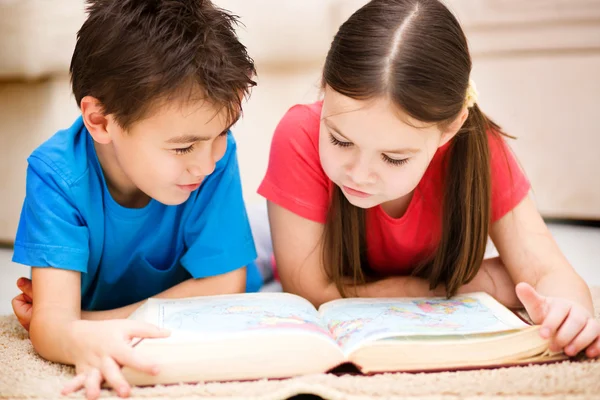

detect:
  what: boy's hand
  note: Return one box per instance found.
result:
[516,282,600,358]
[12,277,33,331]
[62,319,170,399]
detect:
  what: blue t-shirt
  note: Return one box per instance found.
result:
[12,117,261,311]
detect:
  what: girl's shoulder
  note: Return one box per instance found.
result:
[274,101,323,144]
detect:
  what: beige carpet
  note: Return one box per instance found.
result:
[1,289,600,400]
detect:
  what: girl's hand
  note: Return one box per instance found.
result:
[457,257,520,308]
[516,282,600,358]
[61,319,170,399]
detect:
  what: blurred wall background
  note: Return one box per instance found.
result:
[1,0,599,244]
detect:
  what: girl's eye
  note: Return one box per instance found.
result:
[329,133,352,148]
[174,145,195,155]
[382,154,409,166]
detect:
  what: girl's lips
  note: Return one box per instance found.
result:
[342,185,372,198]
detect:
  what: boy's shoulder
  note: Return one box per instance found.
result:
[28,116,93,189]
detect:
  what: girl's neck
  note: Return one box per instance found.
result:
[380,191,414,219]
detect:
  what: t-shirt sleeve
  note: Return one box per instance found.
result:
[257,104,330,224]
[12,157,90,272]
[180,135,257,279]
[489,131,531,222]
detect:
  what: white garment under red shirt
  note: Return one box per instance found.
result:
[258,101,530,275]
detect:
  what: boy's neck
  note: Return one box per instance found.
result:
[93,141,151,209]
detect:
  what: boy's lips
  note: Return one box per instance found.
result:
[177,182,202,192]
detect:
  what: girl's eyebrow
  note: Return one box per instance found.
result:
[324,121,420,155]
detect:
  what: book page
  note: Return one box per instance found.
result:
[137,292,334,343]
[318,292,529,355]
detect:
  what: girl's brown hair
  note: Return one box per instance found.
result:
[322,0,502,297]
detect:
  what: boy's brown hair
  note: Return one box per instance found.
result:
[70,0,256,130]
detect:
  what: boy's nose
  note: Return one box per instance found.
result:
[188,154,216,177]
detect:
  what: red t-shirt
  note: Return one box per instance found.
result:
[258,102,530,275]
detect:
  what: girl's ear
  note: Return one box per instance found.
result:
[80,96,113,145]
[439,107,469,148]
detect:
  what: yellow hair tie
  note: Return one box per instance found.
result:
[465,78,479,108]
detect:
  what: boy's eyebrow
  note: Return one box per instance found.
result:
[165,122,237,144]
[166,134,211,144]
[324,120,420,155]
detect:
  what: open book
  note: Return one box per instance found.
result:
[123,292,566,385]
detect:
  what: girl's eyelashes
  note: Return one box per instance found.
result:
[382,154,409,166]
[329,131,409,166]
[329,133,352,147]
[174,144,195,155]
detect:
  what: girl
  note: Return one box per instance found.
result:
[258,0,599,358]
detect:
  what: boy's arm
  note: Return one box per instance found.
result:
[29,267,81,364]
[82,267,246,320]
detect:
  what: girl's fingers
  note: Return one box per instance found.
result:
[540,302,571,340]
[515,282,548,324]
[101,356,131,398]
[61,373,87,395]
[585,337,600,359]
[553,309,588,351]
[564,318,599,356]
[84,368,103,400]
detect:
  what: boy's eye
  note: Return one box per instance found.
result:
[382,154,409,166]
[329,133,352,148]
[174,144,195,155]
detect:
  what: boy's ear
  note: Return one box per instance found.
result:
[439,107,469,148]
[80,96,112,145]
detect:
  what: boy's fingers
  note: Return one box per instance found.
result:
[101,356,131,398]
[125,321,170,339]
[16,277,33,297]
[564,319,599,356]
[84,368,102,400]
[114,347,160,376]
[11,294,32,331]
[61,373,87,395]
[515,282,548,324]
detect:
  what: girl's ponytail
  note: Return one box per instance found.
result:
[414,103,501,296]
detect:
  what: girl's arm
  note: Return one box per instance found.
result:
[490,195,592,311]
[269,201,521,307]
[268,201,442,307]
[490,194,599,357]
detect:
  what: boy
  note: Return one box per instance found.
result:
[10,0,259,398]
